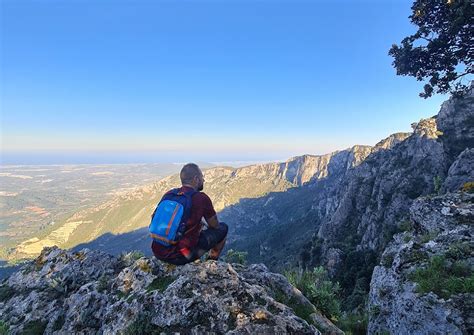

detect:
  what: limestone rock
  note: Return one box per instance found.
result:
[0,247,342,334]
[436,83,474,160]
[442,148,474,192]
[368,192,474,334]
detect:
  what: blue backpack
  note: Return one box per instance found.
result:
[149,188,196,246]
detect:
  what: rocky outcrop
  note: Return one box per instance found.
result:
[368,191,474,334]
[442,148,474,193]
[318,114,448,252]
[436,83,474,161]
[0,247,341,334]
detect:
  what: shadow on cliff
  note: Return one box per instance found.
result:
[65,184,321,264]
[0,260,22,281]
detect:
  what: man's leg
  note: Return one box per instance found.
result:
[197,222,228,260]
[208,236,226,260]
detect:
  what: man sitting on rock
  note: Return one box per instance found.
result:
[151,163,228,265]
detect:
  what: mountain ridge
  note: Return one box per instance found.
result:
[8,132,410,261]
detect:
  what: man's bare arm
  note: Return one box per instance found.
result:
[206,215,219,229]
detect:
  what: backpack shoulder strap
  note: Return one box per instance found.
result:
[161,188,180,200]
[169,188,181,195]
[179,189,197,221]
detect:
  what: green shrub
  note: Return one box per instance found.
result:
[336,312,368,335]
[97,274,110,293]
[0,321,9,335]
[409,255,474,299]
[461,181,474,193]
[381,253,395,268]
[225,249,248,265]
[433,176,442,195]
[399,220,413,232]
[333,249,377,312]
[284,267,341,320]
[22,320,47,335]
[446,242,471,260]
[271,287,287,305]
[382,219,412,245]
[129,251,145,261]
[382,225,399,245]
[404,249,429,264]
[119,251,145,267]
[123,314,161,335]
[146,276,176,293]
[420,231,438,243]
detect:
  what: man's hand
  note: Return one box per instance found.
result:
[206,215,219,229]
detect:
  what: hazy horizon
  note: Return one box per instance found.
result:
[1,128,409,166]
[0,154,283,167]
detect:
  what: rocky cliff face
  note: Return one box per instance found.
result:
[0,246,341,334]
[317,115,447,252]
[224,115,449,271]
[436,90,474,161]
[368,191,474,334]
[442,148,474,193]
[313,84,473,266]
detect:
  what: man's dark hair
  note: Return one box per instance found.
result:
[180,163,201,185]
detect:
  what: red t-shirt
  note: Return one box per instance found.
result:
[151,186,217,260]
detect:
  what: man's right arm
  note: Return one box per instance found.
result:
[201,193,219,229]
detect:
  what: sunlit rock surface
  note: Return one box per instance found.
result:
[0,247,342,334]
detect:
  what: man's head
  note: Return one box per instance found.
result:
[180,163,204,191]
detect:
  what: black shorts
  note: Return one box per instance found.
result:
[164,222,228,265]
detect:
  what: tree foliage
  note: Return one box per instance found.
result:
[225,249,248,265]
[389,0,473,98]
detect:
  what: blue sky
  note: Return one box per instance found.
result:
[1,0,449,164]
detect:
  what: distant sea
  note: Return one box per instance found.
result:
[1,151,288,167]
